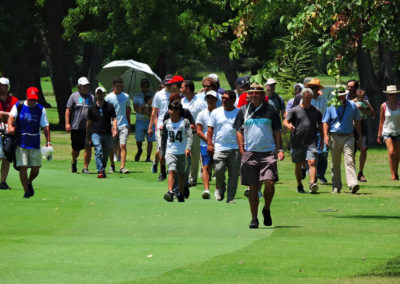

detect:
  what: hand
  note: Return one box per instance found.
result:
[324,136,329,147]
[112,129,117,138]
[207,144,214,156]
[377,135,382,144]
[8,126,15,135]
[278,151,285,161]
[239,149,245,156]
[65,123,71,132]
[160,155,165,162]
[287,124,295,132]
[185,149,191,157]
[148,127,154,137]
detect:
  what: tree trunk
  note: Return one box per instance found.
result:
[43,0,73,128]
[154,52,166,79]
[356,44,383,146]
[215,39,237,89]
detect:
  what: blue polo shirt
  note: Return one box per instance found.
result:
[322,100,360,134]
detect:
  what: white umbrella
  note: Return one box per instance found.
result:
[96,59,162,96]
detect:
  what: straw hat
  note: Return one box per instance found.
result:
[305,78,324,89]
[383,85,400,94]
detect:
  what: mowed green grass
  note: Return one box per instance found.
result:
[0,133,399,283]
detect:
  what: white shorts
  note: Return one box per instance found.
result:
[16,146,42,167]
[110,126,129,148]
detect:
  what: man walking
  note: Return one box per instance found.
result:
[207,90,240,203]
[133,78,155,162]
[180,80,206,187]
[105,77,131,174]
[86,87,117,178]
[8,87,51,198]
[322,86,362,194]
[0,77,18,189]
[65,77,94,174]
[283,88,323,193]
[265,78,285,120]
[234,83,284,228]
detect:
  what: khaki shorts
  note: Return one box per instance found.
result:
[110,126,129,148]
[16,146,42,167]
[240,151,277,186]
[165,153,187,173]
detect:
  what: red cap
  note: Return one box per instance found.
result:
[26,87,39,100]
[167,75,184,84]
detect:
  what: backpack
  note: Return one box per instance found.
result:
[2,101,24,169]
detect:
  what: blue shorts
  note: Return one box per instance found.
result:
[135,120,156,142]
[200,145,212,166]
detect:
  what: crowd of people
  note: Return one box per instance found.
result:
[0,73,399,228]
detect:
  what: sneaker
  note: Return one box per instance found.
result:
[151,162,158,173]
[71,162,77,173]
[109,164,115,173]
[158,172,166,181]
[244,188,250,198]
[350,184,360,194]
[177,192,185,202]
[318,176,328,184]
[218,190,225,201]
[262,207,272,226]
[184,187,190,199]
[27,183,34,197]
[357,172,367,182]
[188,180,197,187]
[301,167,307,180]
[164,191,174,202]
[97,171,106,178]
[249,218,259,229]
[0,181,11,190]
[23,191,31,199]
[120,168,129,174]
[202,190,210,199]
[82,168,90,174]
[297,185,305,193]
[309,183,319,194]
[145,157,152,162]
[134,149,143,162]
[214,189,221,201]
[332,187,341,193]
[395,173,399,180]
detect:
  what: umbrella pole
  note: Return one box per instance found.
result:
[127,69,135,95]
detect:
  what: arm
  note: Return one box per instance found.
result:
[160,122,168,158]
[7,115,15,135]
[207,126,214,155]
[112,117,117,138]
[43,126,51,146]
[354,120,362,149]
[367,101,376,119]
[86,119,92,144]
[148,107,158,136]
[318,123,324,150]
[185,120,193,156]
[377,105,385,144]
[282,118,295,132]
[196,124,207,143]
[323,122,330,146]
[65,108,71,131]
[236,130,245,155]
[273,128,284,160]
[126,105,131,134]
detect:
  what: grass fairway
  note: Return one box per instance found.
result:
[0,133,399,283]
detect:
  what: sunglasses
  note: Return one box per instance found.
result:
[203,85,212,88]
[388,93,397,96]
[221,96,232,100]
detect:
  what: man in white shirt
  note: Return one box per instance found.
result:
[207,90,240,203]
[180,80,206,187]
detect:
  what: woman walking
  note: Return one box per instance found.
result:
[377,85,400,180]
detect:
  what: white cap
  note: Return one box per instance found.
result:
[77,77,90,86]
[205,90,217,98]
[266,78,277,85]
[208,73,219,82]
[0,77,10,86]
[95,86,106,93]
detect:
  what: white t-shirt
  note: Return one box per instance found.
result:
[208,107,239,151]
[196,108,213,147]
[163,118,191,155]
[10,102,49,127]
[152,89,170,128]
[181,95,206,121]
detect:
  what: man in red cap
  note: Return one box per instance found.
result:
[0,77,18,190]
[8,87,51,198]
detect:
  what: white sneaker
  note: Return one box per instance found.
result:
[309,183,319,193]
[202,190,210,199]
[214,189,221,200]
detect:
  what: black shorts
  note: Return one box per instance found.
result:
[71,129,89,151]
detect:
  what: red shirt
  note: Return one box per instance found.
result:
[0,95,18,112]
[237,92,269,108]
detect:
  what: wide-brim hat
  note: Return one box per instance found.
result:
[265,78,277,85]
[248,83,265,92]
[305,78,324,89]
[383,85,400,94]
[335,84,348,96]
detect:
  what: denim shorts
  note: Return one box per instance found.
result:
[382,134,400,143]
[135,119,156,142]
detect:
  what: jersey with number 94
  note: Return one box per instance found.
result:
[160,118,193,156]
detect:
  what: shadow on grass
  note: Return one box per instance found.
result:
[331,215,400,220]
[360,255,400,277]
[259,225,303,230]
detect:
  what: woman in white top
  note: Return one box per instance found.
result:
[377,85,400,180]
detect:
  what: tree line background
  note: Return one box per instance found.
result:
[0,0,399,135]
